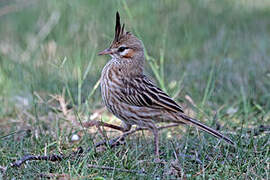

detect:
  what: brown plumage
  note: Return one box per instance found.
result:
[99,12,234,160]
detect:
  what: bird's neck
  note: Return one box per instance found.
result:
[111,51,145,77]
[126,52,145,76]
[118,59,143,77]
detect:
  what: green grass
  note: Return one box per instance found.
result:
[0,0,270,179]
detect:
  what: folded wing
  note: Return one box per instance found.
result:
[118,75,184,113]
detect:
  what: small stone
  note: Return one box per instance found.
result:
[71,134,80,142]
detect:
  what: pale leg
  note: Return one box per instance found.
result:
[83,120,131,132]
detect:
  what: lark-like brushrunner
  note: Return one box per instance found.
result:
[98,12,234,160]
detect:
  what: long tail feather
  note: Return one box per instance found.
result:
[178,113,235,145]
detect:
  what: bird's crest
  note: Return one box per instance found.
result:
[113,11,126,44]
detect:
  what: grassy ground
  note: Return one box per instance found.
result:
[0,0,270,179]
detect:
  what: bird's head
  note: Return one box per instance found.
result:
[99,12,144,61]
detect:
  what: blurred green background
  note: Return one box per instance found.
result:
[0,0,270,178]
[1,0,270,115]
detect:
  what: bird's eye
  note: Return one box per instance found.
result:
[118,46,127,52]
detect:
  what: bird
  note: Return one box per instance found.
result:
[98,12,234,161]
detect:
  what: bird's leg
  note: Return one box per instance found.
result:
[94,123,181,150]
[150,125,161,163]
[84,120,131,147]
[105,123,180,143]
[83,120,128,132]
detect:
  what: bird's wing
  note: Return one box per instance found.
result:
[118,75,184,113]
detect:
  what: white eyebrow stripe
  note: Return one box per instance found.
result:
[119,48,130,56]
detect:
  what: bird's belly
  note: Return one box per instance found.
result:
[100,64,175,128]
[100,76,122,116]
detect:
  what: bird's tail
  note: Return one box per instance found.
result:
[177,112,235,145]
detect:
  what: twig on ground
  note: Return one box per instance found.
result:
[94,123,180,148]
[11,154,63,168]
[11,123,180,168]
[94,127,145,148]
[11,147,83,168]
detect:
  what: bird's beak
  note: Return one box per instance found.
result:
[98,48,113,56]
